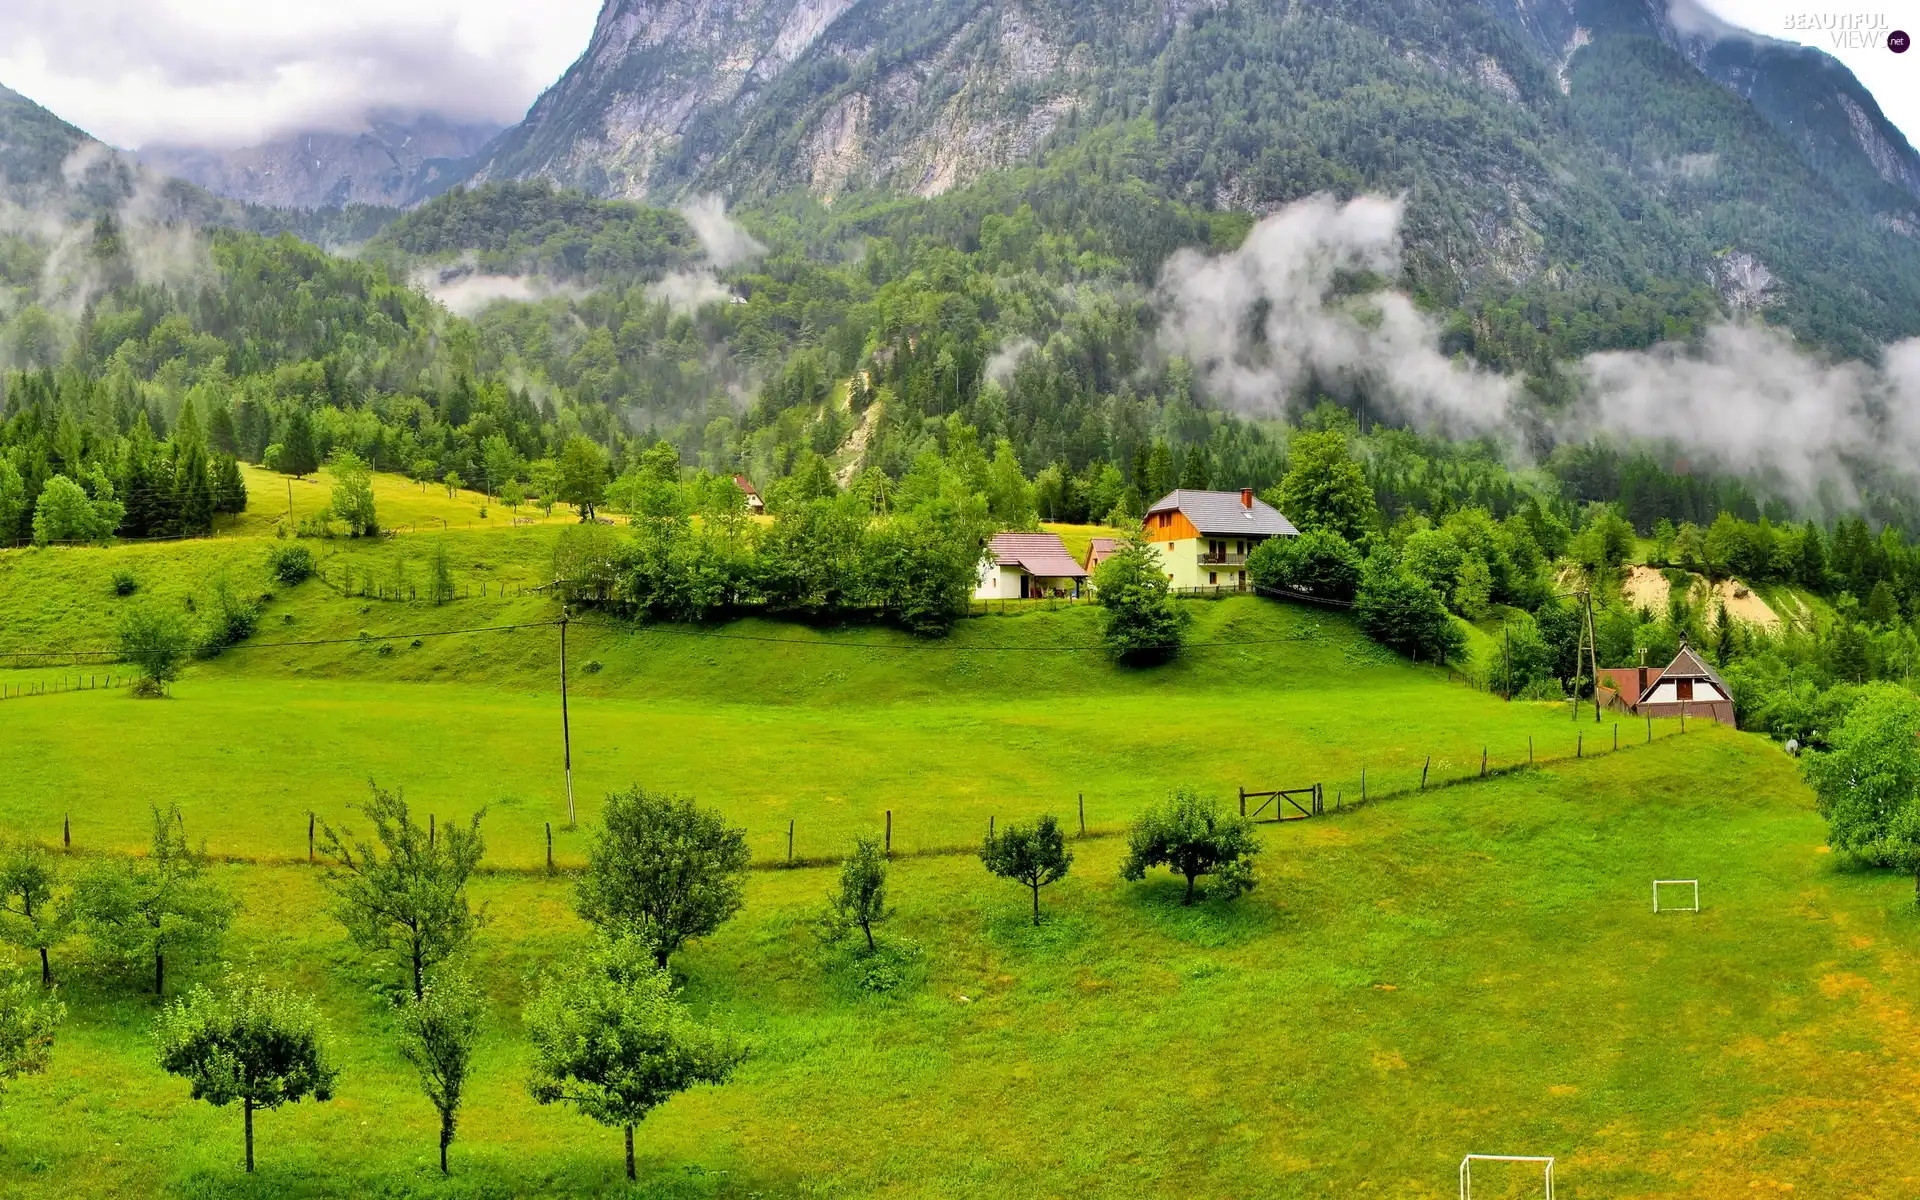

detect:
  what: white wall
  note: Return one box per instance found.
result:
[1644,679,1727,704]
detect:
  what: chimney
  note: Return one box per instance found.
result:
[1240,488,1253,509]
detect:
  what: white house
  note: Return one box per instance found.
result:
[974,532,1090,599]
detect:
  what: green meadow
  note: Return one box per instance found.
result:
[2,524,1915,1198]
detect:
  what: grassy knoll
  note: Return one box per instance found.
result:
[226,464,577,538]
[2,733,1915,1198]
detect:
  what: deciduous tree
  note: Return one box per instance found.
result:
[577,788,749,968]
[71,805,234,995]
[825,836,892,952]
[525,933,745,1181]
[1094,535,1189,664]
[1121,791,1260,905]
[1268,430,1374,543]
[980,815,1072,925]
[155,969,337,1172]
[319,783,485,1000]
[0,841,68,984]
[397,969,484,1173]
[118,605,191,695]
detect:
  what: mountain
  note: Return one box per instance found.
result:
[138,114,501,211]
[454,0,1920,359]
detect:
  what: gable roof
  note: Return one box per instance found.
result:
[1147,489,1299,537]
[988,531,1088,578]
[1660,643,1730,692]
[1084,537,1118,568]
[731,474,761,498]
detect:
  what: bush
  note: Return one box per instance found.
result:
[1354,555,1466,664]
[266,543,315,585]
[196,579,260,658]
[111,569,139,597]
[1246,529,1361,600]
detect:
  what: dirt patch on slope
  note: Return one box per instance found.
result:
[1619,566,1780,630]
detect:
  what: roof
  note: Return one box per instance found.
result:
[731,474,761,497]
[1660,643,1730,691]
[988,532,1088,578]
[1146,489,1299,537]
[1084,537,1119,566]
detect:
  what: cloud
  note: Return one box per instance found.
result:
[1156,192,1920,511]
[645,271,735,316]
[679,195,765,270]
[984,338,1035,387]
[411,258,582,316]
[1155,193,1515,436]
[0,0,600,149]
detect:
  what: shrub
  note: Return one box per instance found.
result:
[111,569,139,596]
[197,579,260,658]
[265,543,315,585]
[1246,528,1362,600]
[1354,554,1465,663]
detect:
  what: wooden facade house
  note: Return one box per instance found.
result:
[1142,489,1299,591]
[1598,643,1737,727]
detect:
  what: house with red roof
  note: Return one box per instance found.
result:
[974,531,1090,599]
[1598,643,1737,727]
[732,475,766,514]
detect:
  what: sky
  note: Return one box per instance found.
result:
[0,0,603,149]
[0,0,1913,151]
[1692,0,1920,140]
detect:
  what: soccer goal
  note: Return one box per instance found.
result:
[1652,879,1700,913]
[1460,1154,1555,1198]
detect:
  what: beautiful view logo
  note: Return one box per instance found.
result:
[1783,11,1903,49]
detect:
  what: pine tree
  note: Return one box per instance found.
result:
[280,408,319,478]
[212,455,248,515]
[208,405,238,456]
[174,441,213,536]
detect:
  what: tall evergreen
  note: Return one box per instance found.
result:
[173,398,214,537]
[280,408,319,479]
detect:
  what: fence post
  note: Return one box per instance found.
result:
[1361,767,1366,802]
[546,822,554,873]
[1529,736,1533,765]
[1079,792,1085,836]
[1481,748,1487,778]
[787,819,794,866]
[885,810,892,857]
[1239,786,1246,817]
[989,815,995,841]
[1421,757,1430,789]
[63,815,70,851]
[1614,724,1619,751]
[1647,713,1652,743]
[1578,732,1583,759]
[308,813,314,863]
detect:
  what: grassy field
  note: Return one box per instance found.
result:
[2,523,1909,1197]
[3,731,1915,1198]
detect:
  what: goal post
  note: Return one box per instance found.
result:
[1652,879,1700,912]
[1461,1154,1555,1199]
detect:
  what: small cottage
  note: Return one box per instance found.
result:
[1083,537,1119,574]
[974,532,1090,599]
[1599,643,1737,727]
[732,475,766,514]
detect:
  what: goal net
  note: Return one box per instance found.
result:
[1652,879,1700,913]
[1460,1154,1555,1198]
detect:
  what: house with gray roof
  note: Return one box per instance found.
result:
[1142,489,1299,591]
[974,531,1090,599]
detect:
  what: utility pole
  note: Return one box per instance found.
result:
[558,598,575,827]
[1585,589,1602,723]
[1503,621,1512,701]
[286,477,293,526]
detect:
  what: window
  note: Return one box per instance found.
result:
[1676,679,1694,701]
[1209,571,1217,585]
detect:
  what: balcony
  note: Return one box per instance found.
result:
[1197,552,1247,566]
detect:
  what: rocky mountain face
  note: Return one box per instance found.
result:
[137,114,500,211]
[451,0,1920,352]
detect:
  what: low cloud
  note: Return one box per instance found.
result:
[411,257,582,316]
[645,271,734,316]
[1155,192,1920,510]
[679,195,765,270]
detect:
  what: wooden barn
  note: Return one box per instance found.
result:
[1598,643,1737,727]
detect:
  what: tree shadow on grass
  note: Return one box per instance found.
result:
[1117,877,1285,949]
[170,1156,764,1199]
[982,906,1091,955]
